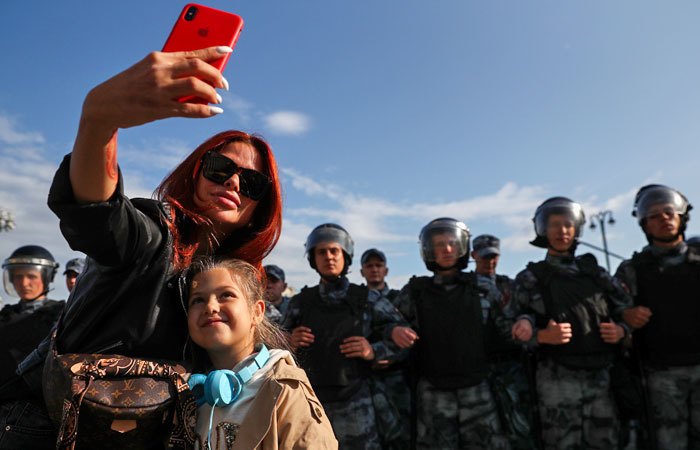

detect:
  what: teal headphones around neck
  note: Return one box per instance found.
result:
[188,345,270,407]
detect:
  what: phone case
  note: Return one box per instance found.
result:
[162,4,244,102]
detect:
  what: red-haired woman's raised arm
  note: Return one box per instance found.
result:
[70,47,231,203]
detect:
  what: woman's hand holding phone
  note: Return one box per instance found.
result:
[71,47,230,205]
[82,47,230,132]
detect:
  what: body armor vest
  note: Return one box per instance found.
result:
[632,245,700,366]
[0,300,64,386]
[295,283,371,403]
[410,273,488,389]
[528,254,616,369]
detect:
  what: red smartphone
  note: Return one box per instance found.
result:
[162,4,244,103]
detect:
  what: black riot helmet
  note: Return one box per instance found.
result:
[305,223,354,276]
[632,184,692,243]
[419,218,470,272]
[530,197,585,250]
[2,245,59,300]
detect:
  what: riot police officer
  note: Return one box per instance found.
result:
[390,218,509,449]
[360,248,411,450]
[615,185,700,449]
[472,234,535,449]
[511,198,629,449]
[0,245,64,448]
[1,246,64,371]
[281,224,406,450]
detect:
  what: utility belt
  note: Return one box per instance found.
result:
[642,351,700,370]
[539,350,615,371]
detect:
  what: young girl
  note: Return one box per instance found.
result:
[186,257,337,450]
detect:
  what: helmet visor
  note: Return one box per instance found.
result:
[534,200,585,238]
[3,264,47,299]
[636,187,688,221]
[305,227,354,258]
[420,226,469,264]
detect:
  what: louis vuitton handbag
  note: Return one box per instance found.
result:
[43,331,198,450]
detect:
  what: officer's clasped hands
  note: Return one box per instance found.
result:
[391,326,419,349]
[599,321,625,343]
[622,305,652,329]
[511,318,533,342]
[537,319,572,345]
[339,336,375,360]
[290,326,315,348]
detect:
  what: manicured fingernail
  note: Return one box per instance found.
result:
[215,93,222,104]
[217,46,233,54]
[210,106,224,115]
[221,76,230,91]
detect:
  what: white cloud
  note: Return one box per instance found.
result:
[0,115,45,145]
[262,219,315,290]
[416,182,546,222]
[282,167,546,238]
[119,137,192,174]
[500,223,537,252]
[221,92,254,122]
[281,168,339,199]
[263,111,311,136]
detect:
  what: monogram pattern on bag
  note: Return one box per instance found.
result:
[48,344,197,450]
[55,354,188,409]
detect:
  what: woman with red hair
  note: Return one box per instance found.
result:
[0,47,282,449]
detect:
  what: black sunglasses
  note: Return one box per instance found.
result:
[201,150,272,201]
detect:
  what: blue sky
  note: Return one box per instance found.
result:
[1,1,700,302]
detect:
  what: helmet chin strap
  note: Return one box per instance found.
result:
[320,273,344,283]
[22,287,51,303]
[650,231,683,244]
[435,262,460,273]
[546,239,577,255]
[318,262,348,283]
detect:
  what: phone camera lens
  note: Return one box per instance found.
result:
[185,6,198,21]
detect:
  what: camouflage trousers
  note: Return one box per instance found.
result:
[370,368,410,450]
[646,363,700,450]
[416,378,510,450]
[537,359,618,450]
[323,381,382,450]
[489,357,536,450]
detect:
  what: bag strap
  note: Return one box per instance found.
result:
[167,380,197,449]
[71,357,186,379]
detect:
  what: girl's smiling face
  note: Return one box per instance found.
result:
[187,268,264,367]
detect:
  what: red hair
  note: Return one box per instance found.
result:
[154,131,282,271]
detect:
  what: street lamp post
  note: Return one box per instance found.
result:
[589,210,615,272]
